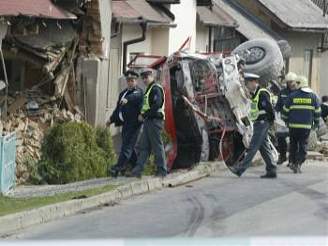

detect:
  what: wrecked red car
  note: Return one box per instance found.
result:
[159,51,253,171]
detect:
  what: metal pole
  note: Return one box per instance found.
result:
[324,0,327,17]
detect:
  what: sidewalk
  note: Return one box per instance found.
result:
[0,161,224,237]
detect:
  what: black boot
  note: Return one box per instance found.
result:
[108,166,121,178]
[289,163,298,174]
[260,172,277,178]
[296,162,302,174]
[277,154,287,165]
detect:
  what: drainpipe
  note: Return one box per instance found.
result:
[324,0,326,17]
[122,22,147,74]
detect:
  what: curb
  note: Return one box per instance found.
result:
[0,161,225,236]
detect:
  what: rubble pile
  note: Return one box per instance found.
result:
[0,89,82,184]
[316,141,328,158]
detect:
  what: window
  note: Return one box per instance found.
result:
[304,49,313,85]
[213,27,241,53]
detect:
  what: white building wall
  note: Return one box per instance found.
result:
[319,51,328,97]
[152,27,170,56]
[196,20,209,53]
[122,24,153,64]
[168,0,197,53]
[285,32,322,93]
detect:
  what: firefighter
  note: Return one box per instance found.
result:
[275,72,298,165]
[230,73,277,178]
[130,68,167,178]
[282,76,321,173]
[107,70,143,177]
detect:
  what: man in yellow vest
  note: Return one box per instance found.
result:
[230,73,277,178]
[130,68,167,178]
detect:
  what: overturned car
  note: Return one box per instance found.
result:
[154,38,285,171]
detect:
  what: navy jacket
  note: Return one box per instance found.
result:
[110,86,143,127]
[275,87,292,113]
[282,88,321,129]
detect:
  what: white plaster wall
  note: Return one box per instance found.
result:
[168,0,197,53]
[151,27,170,56]
[122,24,153,65]
[196,20,209,53]
[284,32,322,93]
[320,51,328,97]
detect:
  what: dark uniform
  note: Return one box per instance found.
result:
[282,88,321,173]
[131,76,167,177]
[109,74,143,177]
[231,73,277,178]
[321,96,328,121]
[275,87,293,164]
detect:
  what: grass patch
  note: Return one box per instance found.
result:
[0,184,117,217]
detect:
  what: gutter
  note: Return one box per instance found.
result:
[122,22,147,74]
[154,4,176,21]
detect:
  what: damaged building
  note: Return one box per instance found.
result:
[0,0,112,127]
[0,0,112,184]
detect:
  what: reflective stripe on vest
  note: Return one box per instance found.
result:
[288,123,312,129]
[250,88,271,122]
[141,83,165,119]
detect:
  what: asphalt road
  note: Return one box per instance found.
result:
[9,161,328,239]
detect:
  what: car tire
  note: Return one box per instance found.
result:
[233,38,284,85]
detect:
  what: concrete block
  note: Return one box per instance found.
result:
[116,184,133,199]
[130,180,149,195]
[147,178,162,191]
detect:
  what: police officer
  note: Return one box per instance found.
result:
[107,70,143,177]
[275,72,298,165]
[131,68,167,178]
[230,73,277,178]
[282,76,321,173]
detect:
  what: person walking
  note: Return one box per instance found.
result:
[230,73,277,178]
[131,68,167,178]
[275,72,298,165]
[282,76,321,173]
[107,70,143,177]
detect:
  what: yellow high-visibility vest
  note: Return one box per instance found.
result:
[250,88,271,122]
[141,83,165,119]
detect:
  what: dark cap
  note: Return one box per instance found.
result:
[124,70,139,79]
[140,68,155,76]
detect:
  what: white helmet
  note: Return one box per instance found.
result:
[285,72,297,82]
[297,75,309,88]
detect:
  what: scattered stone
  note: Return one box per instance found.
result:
[307,151,325,161]
[1,89,83,184]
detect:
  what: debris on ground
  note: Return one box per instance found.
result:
[315,141,328,160]
[1,89,82,184]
